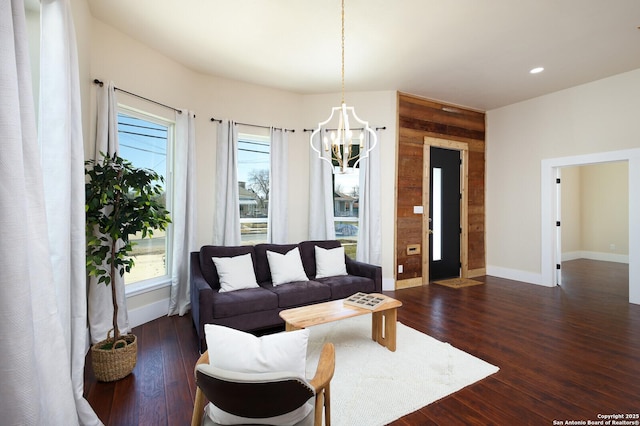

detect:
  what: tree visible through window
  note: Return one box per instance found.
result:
[117,110,172,285]
[237,133,270,245]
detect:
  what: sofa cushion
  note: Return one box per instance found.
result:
[266,247,309,286]
[254,243,303,284]
[316,275,376,300]
[211,286,279,319]
[299,240,342,278]
[212,253,259,293]
[199,245,256,290]
[265,280,331,308]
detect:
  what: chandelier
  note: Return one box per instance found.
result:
[309,0,377,174]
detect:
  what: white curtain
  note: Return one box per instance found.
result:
[0,0,100,424]
[356,131,382,265]
[92,81,118,162]
[88,80,130,343]
[214,120,241,245]
[40,0,102,422]
[267,128,288,243]
[168,110,197,316]
[308,129,336,240]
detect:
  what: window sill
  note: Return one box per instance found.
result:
[125,276,171,298]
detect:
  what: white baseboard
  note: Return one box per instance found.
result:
[488,254,630,290]
[486,265,547,287]
[128,297,170,329]
[562,251,629,264]
[561,251,582,261]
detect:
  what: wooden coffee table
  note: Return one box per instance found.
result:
[279,293,403,351]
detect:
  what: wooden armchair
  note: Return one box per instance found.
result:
[191,343,335,426]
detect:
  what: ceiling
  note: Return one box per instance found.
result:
[86,0,640,111]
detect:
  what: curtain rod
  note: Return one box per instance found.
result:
[303,126,386,132]
[93,79,184,115]
[210,117,295,133]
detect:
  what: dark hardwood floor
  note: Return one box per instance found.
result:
[84,259,640,425]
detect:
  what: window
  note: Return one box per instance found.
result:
[117,108,173,289]
[237,133,270,245]
[432,167,442,261]
[333,142,361,259]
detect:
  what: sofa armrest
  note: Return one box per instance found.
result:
[190,251,215,352]
[345,258,382,292]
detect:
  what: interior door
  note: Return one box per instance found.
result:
[429,147,461,280]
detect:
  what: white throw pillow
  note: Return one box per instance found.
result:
[266,247,309,286]
[204,325,312,425]
[204,324,310,376]
[315,245,348,279]
[211,253,259,293]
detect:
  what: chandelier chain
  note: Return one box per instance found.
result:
[341,0,345,104]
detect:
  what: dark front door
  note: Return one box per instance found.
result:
[429,147,461,280]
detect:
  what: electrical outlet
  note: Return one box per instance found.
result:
[610,244,616,251]
[398,265,403,274]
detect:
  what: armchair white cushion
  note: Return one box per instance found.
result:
[204,324,309,377]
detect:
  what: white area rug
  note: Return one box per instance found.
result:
[305,315,499,426]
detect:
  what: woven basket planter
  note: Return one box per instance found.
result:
[91,331,137,382]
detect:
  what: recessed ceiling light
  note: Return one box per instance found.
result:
[530,67,545,74]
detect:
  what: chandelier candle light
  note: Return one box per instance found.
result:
[310,0,377,174]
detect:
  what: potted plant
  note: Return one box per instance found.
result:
[85,152,171,382]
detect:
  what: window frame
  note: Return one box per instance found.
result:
[117,105,175,297]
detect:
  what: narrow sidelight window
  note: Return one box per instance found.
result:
[432,167,442,261]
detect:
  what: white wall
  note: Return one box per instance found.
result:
[579,162,629,259]
[560,166,581,255]
[561,162,629,263]
[86,17,397,324]
[486,68,640,304]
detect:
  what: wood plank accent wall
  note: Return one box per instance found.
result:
[396,93,486,284]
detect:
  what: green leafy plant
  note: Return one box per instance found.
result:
[85,152,171,344]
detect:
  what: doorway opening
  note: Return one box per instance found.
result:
[423,137,469,283]
[541,148,640,304]
[558,162,628,288]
